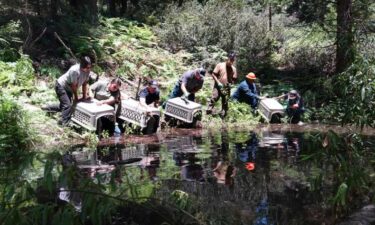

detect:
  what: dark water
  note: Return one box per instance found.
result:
[67,126,374,225]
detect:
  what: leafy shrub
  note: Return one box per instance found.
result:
[334,57,375,127]
[0,20,22,61]
[0,94,34,153]
[39,65,61,78]
[155,1,293,76]
[0,54,35,94]
[275,25,335,73]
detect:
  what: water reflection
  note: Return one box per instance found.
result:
[65,129,326,224]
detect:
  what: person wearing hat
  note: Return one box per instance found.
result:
[206,52,238,118]
[231,72,264,110]
[165,67,206,103]
[139,80,160,108]
[275,90,305,124]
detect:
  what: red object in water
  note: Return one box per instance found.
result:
[245,162,255,171]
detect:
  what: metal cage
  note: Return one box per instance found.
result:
[119,99,160,128]
[258,98,285,122]
[164,98,202,123]
[71,100,115,131]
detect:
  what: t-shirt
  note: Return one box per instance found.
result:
[212,62,237,85]
[179,70,204,93]
[139,87,160,105]
[57,64,90,94]
[90,80,120,104]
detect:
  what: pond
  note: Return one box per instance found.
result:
[60,125,374,225]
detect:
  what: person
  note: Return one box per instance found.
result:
[90,78,122,106]
[138,80,160,108]
[138,80,160,134]
[90,78,123,134]
[231,72,265,110]
[235,131,258,163]
[275,90,305,124]
[166,68,206,102]
[55,56,92,126]
[212,160,237,186]
[206,52,237,118]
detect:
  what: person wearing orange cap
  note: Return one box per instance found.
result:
[231,72,265,109]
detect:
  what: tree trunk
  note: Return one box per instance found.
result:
[88,0,98,23]
[109,0,117,16]
[50,0,59,18]
[336,0,354,73]
[120,0,127,15]
[268,4,272,31]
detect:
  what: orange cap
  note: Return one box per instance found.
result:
[246,72,256,80]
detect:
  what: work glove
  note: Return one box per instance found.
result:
[217,82,223,89]
[184,92,190,98]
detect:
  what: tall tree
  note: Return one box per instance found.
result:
[336,0,354,73]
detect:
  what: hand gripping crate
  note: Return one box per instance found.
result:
[71,100,115,131]
[258,98,285,122]
[119,98,160,128]
[164,97,202,123]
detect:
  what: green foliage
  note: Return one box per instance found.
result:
[335,57,375,128]
[170,190,190,210]
[155,1,292,74]
[302,131,373,215]
[273,24,335,73]
[0,94,34,153]
[0,20,22,61]
[314,57,375,127]
[39,65,61,78]
[0,54,35,94]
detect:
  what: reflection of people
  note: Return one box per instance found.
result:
[139,154,160,181]
[235,131,258,162]
[174,153,204,182]
[231,72,265,110]
[212,161,236,185]
[254,198,271,225]
[275,90,305,124]
[207,52,237,118]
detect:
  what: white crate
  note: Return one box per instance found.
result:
[119,98,160,128]
[121,145,145,161]
[258,98,285,122]
[71,100,115,131]
[164,98,202,123]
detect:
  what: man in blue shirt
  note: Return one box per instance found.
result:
[231,72,264,109]
[138,80,160,108]
[276,90,305,124]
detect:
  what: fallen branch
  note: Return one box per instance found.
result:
[54,32,77,61]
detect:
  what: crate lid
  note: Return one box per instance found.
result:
[122,99,160,114]
[260,98,284,111]
[75,100,114,113]
[166,97,201,110]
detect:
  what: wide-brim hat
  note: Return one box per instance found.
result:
[246,72,256,80]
